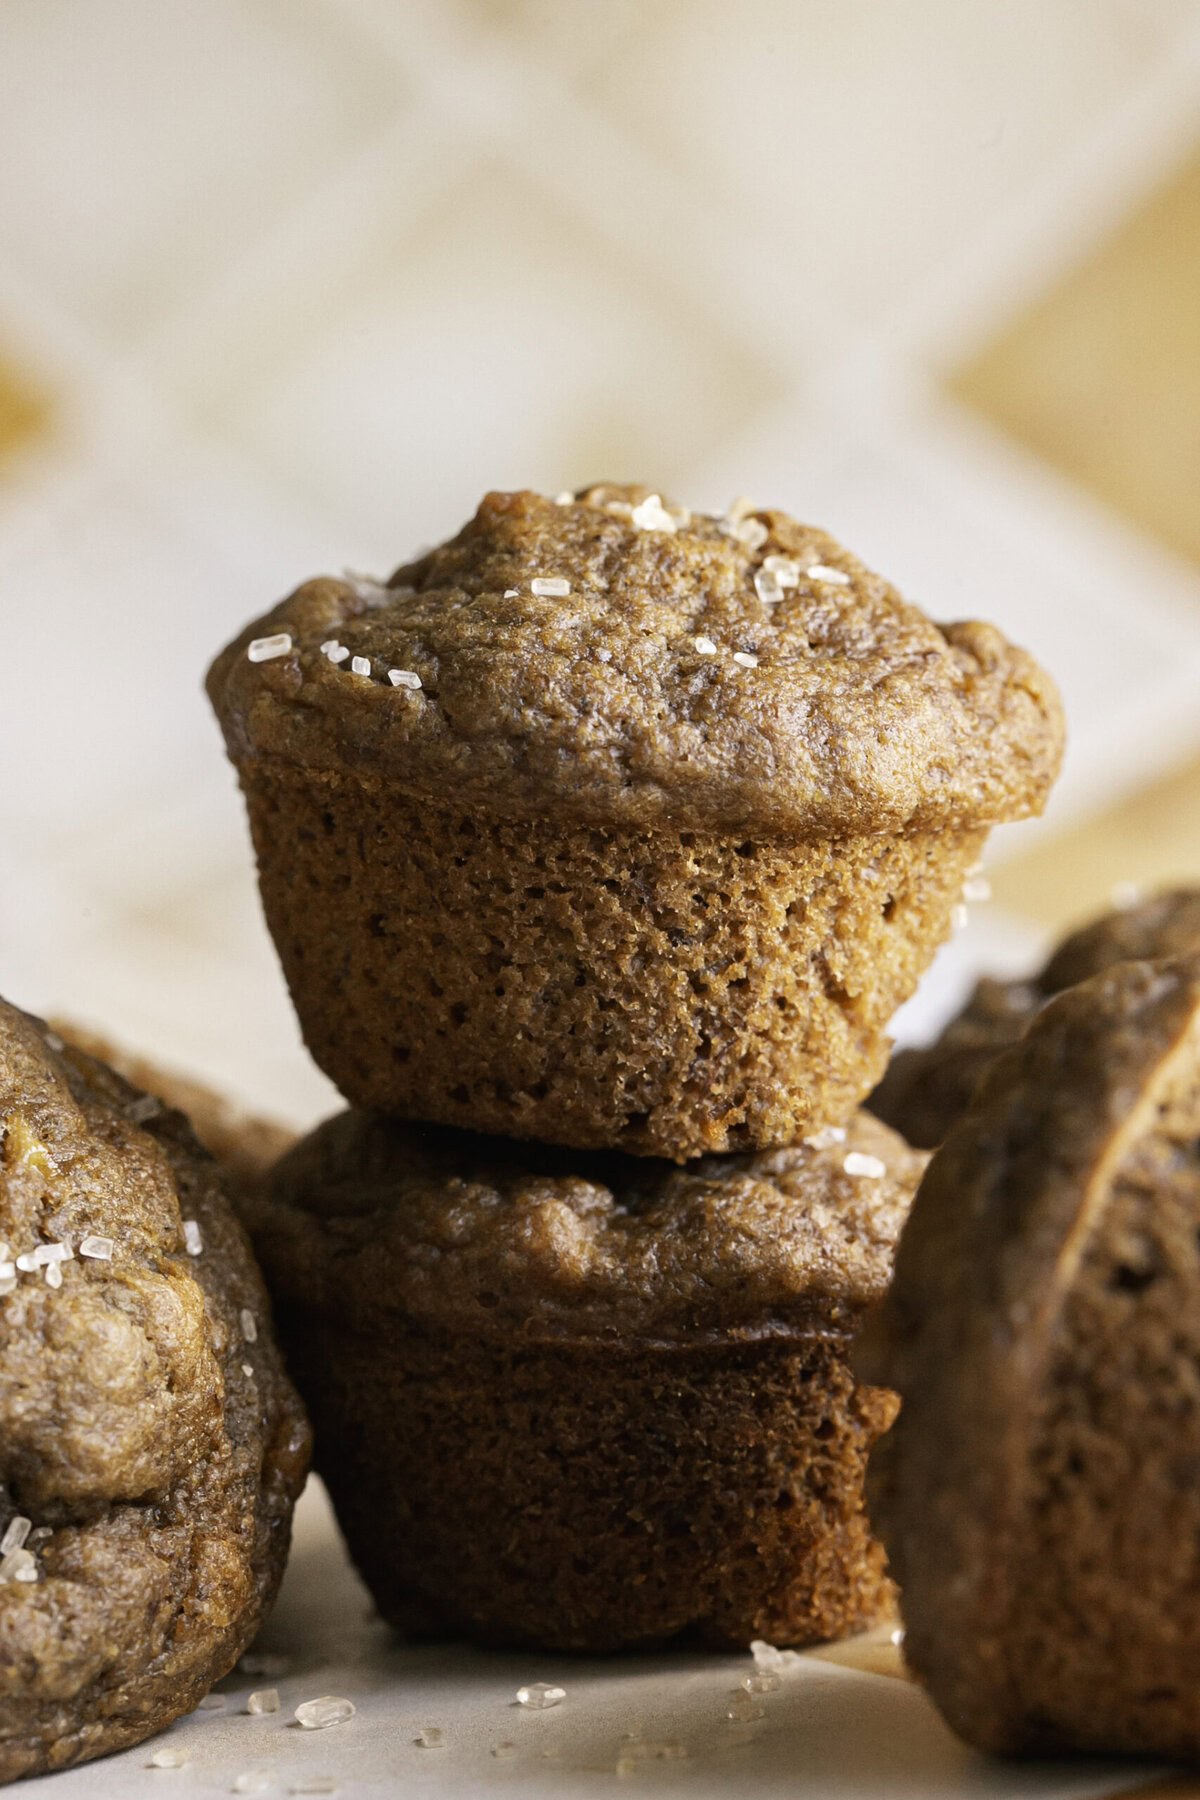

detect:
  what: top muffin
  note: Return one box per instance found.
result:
[207,485,1063,839]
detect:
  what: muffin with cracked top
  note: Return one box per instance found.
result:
[0,999,309,1784]
[859,954,1200,1759]
[207,483,1063,1159]
[869,886,1200,1148]
[242,1103,925,1652]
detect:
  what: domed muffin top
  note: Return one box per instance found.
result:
[0,996,306,1518]
[246,1107,925,1347]
[207,485,1064,838]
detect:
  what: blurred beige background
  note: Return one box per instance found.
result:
[2,0,1199,1121]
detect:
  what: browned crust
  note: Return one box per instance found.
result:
[206,486,1064,840]
[868,887,1200,1149]
[0,1003,311,1783]
[252,1106,925,1347]
[858,955,1200,1757]
[254,1316,898,1653]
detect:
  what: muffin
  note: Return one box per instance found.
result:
[858,955,1200,1759]
[869,886,1200,1146]
[50,1020,298,1192]
[0,1000,310,1783]
[207,485,1063,1159]
[239,1105,924,1652]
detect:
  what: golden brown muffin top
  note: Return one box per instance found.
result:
[248,1108,925,1347]
[207,485,1064,838]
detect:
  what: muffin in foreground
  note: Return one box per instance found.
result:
[0,1001,310,1783]
[239,1106,924,1653]
[207,484,1063,1159]
[859,955,1200,1760]
[868,885,1200,1147]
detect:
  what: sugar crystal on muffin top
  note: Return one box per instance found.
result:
[209,484,1064,840]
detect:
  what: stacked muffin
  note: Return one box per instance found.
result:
[208,484,1063,1651]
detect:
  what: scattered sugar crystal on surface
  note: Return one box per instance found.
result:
[530,576,571,597]
[554,490,574,504]
[350,655,372,677]
[1111,880,1142,910]
[295,1697,355,1731]
[732,651,759,668]
[804,1125,846,1150]
[844,1151,886,1180]
[516,1682,565,1709]
[80,1236,113,1260]
[242,1653,291,1678]
[491,1742,518,1760]
[693,636,718,656]
[762,554,800,587]
[44,1261,62,1289]
[891,1626,906,1646]
[248,634,292,663]
[750,1639,781,1668]
[15,1252,37,1272]
[963,876,991,903]
[27,1527,51,1544]
[247,1689,280,1715]
[182,1220,203,1257]
[742,1670,781,1694]
[503,588,519,598]
[951,903,970,931]
[387,669,422,689]
[754,568,782,606]
[231,1772,271,1794]
[603,499,633,518]
[321,640,350,664]
[414,1727,444,1749]
[243,1362,255,1378]
[198,1694,226,1712]
[148,1748,189,1769]
[290,1782,337,1795]
[127,1094,162,1123]
[241,1308,258,1344]
[43,1030,64,1052]
[1,1517,31,1555]
[36,1242,72,1263]
[595,647,612,662]
[630,494,676,533]
[0,1548,37,1583]
[806,563,850,585]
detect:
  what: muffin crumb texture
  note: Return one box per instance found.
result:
[246,772,984,1156]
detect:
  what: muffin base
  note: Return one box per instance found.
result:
[241,761,984,1157]
[279,1321,895,1653]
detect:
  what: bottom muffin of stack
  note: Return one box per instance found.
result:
[240,1109,924,1651]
